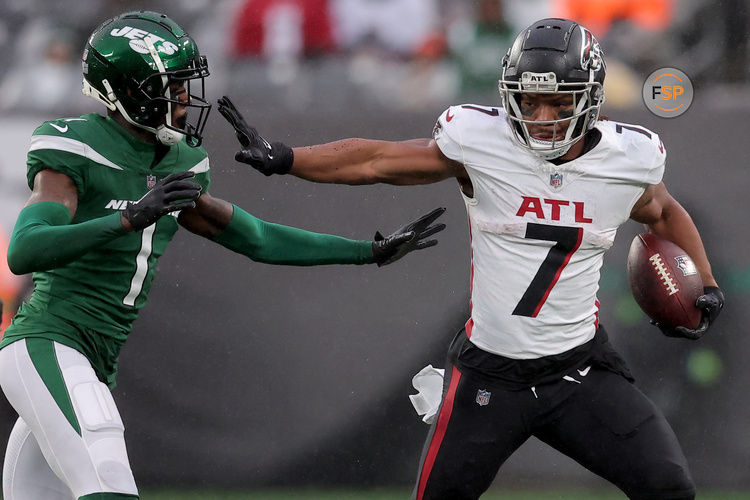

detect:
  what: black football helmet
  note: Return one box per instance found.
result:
[499,18,606,159]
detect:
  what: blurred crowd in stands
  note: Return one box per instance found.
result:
[0,0,747,115]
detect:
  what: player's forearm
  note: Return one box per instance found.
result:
[291,138,446,186]
[211,205,373,265]
[291,139,387,185]
[647,201,717,287]
[7,201,127,275]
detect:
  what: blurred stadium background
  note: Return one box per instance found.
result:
[0,0,749,498]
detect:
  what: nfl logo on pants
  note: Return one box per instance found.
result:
[476,389,491,406]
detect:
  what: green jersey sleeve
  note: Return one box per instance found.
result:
[27,120,92,195]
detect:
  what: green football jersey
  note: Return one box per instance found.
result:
[1,113,210,386]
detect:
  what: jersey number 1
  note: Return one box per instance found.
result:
[512,223,583,317]
[123,225,156,307]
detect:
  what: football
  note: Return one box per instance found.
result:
[627,233,703,330]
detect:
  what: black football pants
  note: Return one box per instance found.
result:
[412,363,695,500]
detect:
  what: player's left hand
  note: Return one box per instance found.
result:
[653,286,725,340]
[122,171,202,231]
[371,208,446,266]
[217,96,293,176]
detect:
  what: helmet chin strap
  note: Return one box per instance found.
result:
[526,135,573,159]
[155,124,184,146]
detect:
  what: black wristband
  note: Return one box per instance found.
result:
[270,142,294,175]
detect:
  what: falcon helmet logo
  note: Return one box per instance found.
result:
[579,27,604,72]
[146,174,157,189]
[476,389,491,406]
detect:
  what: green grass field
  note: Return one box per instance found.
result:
[140,489,750,500]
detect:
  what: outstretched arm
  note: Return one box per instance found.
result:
[630,182,724,338]
[290,138,458,185]
[8,169,201,275]
[217,96,462,185]
[179,193,446,266]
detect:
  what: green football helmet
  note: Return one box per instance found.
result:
[82,11,211,147]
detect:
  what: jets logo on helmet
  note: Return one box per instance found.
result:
[81,11,211,147]
[110,26,179,55]
[499,18,606,160]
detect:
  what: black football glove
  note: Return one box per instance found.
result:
[653,286,725,340]
[371,208,446,266]
[217,95,293,176]
[122,171,202,231]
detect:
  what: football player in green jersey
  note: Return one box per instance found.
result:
[0,11,445,500]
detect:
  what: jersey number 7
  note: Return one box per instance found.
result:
[512,223,583,317]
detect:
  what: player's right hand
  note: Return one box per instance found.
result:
[652,286,725,340]
[371,208,446,266]
[122,171,202,231]
[217,96,294,176]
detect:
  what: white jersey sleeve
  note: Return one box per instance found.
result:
[596,120,666,186]
[432,105,465,163]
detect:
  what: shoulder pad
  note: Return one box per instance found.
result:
[599,120,666,184]
[34,115,93,139]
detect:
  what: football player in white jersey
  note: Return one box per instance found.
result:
[220,18,724,500]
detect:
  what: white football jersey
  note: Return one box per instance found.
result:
[433,105,665,359]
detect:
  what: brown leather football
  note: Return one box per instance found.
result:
[627,233,703,330]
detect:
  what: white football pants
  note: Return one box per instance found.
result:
[0,339,138,499]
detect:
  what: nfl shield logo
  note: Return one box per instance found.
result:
[550,172,563,188]
[146,175,157,189]
[674,255,698,276]
[476,389,491,406]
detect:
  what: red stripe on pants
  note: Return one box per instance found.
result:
[416,365,462,500]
